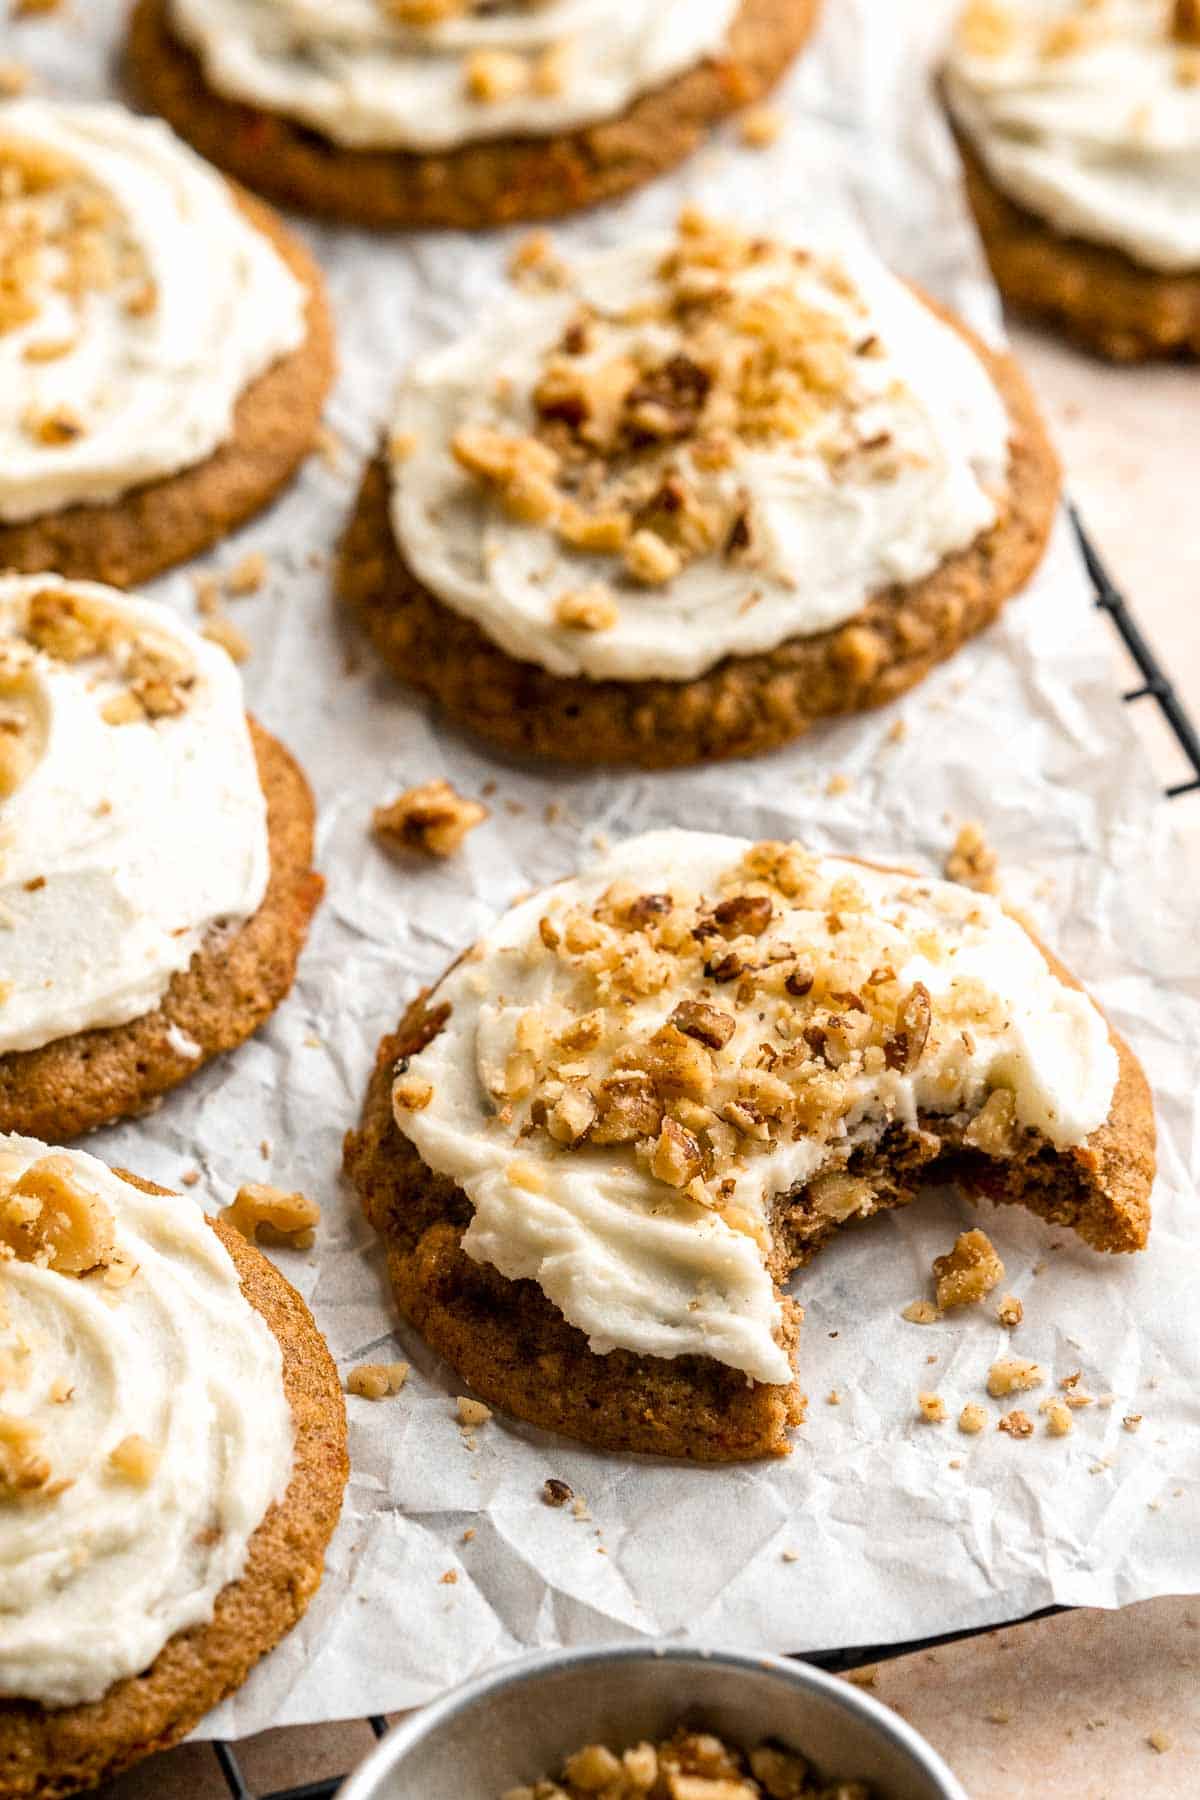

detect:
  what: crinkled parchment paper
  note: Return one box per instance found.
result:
[9,0,1199,1737]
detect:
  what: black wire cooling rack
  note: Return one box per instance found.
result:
[207,510,1200,1800]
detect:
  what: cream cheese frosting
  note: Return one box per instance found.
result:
[167,0,741,153]
[945,0,1200,272]
[0,1135,293,1708]
[386,215,1012,684]
[392,830,1119,1386]
[0,99,306,524]
[0,575,269,1056]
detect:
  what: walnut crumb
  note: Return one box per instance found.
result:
[998,1409,1034,1439]
[1123,1413,1143,1433]
[987,1357,1043,1399]
[394,1073,435,1111]
[348,1361,409,1400]
[944,820,1000,894]
[0,1412,51,1494]
[739,106,783,147]
[225,551,268,596]
[439,1568,458,1585]
[222,1183,319,1251]
[1041,1399,1073,1437]
[456,1395,492,1429]
[373,779,488,858]
[918,1392,947,1424]
[0,1155,116,1275]
[542,1477,573,1507]
[201,616,251,664]
[934,1228,1005,1309]
[554,586,619,632]
[464,47,528,102]
[108,1433,159,1484]
[996,1293,1023,1328]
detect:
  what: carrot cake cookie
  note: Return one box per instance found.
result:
[945,0,1200,359]
[128,0,819,229]
[337,211,1060,767]
[0,1135,347,1799]
[346,829,1154,1461]
[0,99,334,586]
[0,574,323,1140]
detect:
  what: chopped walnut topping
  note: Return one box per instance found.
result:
[108,1433,159,1484]
[21,403,84,446]
[963,1086,1019,1157]
[998,1409,1034,1439]
[395,1072,435,1111]
[463,48,529,103]
[958,1402,988,1435]
[455,1395,492,1429]
[0,1412,50,1495]
[222,1183,320,1251]
[555,586,619,632]
[944,821,1000,894]
[348,1361,409,1400]
[987,1357,1043,1399]
[624,528,682,586]
[933,1228,1005,1309]
[373,779,489,858]
[0,1155,117,1275]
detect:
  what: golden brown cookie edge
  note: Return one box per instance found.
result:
[952,121,1200,362]
[0,1185,348,1800]
[126,0,820,230]
[0,718,324,1141]
[0,187,336,587]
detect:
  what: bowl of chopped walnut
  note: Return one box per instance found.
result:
[340,1644,967,1800]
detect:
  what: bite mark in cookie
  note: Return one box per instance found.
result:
[346,829,1154,1461]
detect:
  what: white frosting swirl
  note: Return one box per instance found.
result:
[386,233,1011,684]
[0,575,269,1056]
[167,0,741,152]
[945,1,1200,272]
[0,1135,293,1708]
[394,830,1119,1386]
[0,100,306,523]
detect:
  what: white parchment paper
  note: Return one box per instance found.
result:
[9,0,1200,1737]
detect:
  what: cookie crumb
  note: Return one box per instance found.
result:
[225,551,268,596]
[1041,1399,1073,1437]
[996,1292,1023,1328]
[373,779,488,858]
[542,1477,573,1507]
[1147,1728,1173,1753]
[998,1409,1034,1439]
[781,1549,799,1563]
[1123,1413,1143,1433]
[846,1665,878,1687]
[825,772,851,797]
[180,1168,201,1187]
[902,1299,941,1325]
[222,1183,320,1251]
[917,1392,947,1424]
[348,1361,409,1400]
[439,1568,458,1585]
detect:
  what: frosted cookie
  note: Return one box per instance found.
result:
[127,0,820,230]
[0,1135,347,1798]
[0,99,334,586]
[337,211,1060,768]
[945,1,1200,360]
[345,830,1154,1462]
[0,575,324,1140]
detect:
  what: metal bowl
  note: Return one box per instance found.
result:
[341,1644,967,1800]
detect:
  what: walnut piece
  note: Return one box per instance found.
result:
[944,820,1000,894]
[348,1361,409,1400]
[987,1357,1043,1399]
[0,1412,50,1495]
[933,1228,1005,1310]
[108,1433,159,1483]
[373,779,489,859]
[0,1156,117,1275]
[502,1726,827,1800]
[998,1409,1034,1439]
[222,1183,320,1251]
[996,1293,1023,1328]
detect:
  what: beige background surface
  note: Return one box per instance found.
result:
[87,317,1200,1799]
